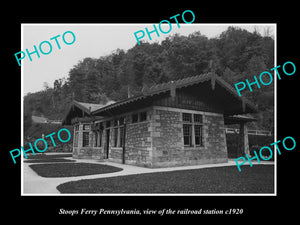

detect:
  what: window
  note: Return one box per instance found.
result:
[194,125,203,146]
[74,125,79,147]
[106,120,111,128]
[140,111,147,121]
[114,117,125,126]
[119,126,124,147]
[74,131,78,147]
[182,113,192,122]
[113,127,118,147]
[182,112,204,147]
[114,119,118,127]
[183,124,192,146]
[82,132,89,147]
[95,131,102,147]
[111,120,125,148]
[194,114,203,123]
[83,124,90,130]
[119,117,125,125]
[132,113,138,123]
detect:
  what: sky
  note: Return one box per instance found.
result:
[22,24,275,95]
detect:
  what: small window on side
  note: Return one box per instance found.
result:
[140,111,147,122]
[132,113,138,123]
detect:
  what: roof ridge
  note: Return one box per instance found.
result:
[148,73,210,91]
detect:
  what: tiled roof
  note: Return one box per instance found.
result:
[73,100,116,114]
[146,73,211,94]
[92,72,257,114]
[63,72,258,125]
[92,73,215,114]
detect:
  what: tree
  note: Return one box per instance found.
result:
[43,82,49,90]
[23,26,274,131]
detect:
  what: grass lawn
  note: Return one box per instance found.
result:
[29,163,123,177]
[57,165,274,194]
[24,153,75,163]
[25,153,72,160]
[24,158,76,163]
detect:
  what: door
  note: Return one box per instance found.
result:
[105,129,110,159]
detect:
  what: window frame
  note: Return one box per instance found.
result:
[182,112,204,148]
[132,113,138,123]
[194,124,203,147]
[119,126,124,148]
[182,113,192,122]
[74,130,79,147]
[183,124,193,147]
[140,111,147,122]
[82,131,90,147]
[83,124,90,130]
[113,127,118,147]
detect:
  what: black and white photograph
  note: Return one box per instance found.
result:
[21,24,276,195]
[3,4,298,221]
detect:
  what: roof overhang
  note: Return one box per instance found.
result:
[62,73,259,125]
[62,100,113,125]
[224,115,257,125]
[92,73,258,116]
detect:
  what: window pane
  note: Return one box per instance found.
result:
[182,113,192,122]
[194,125,203,146]
[119,117,125,125]
[194,114,203,123]
[97,131,102,147]
[113,128,118,147]
[114,119,118,127]
[74,132,78,147]
[132,113,138,123]
[183,124,192,146]
[140,111,147,121]
[82,132,89,147]
[83,124,90,130]
[119,126,124,147]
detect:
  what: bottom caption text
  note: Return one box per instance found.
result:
[59,208,244,216]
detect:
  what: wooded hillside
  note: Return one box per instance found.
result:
[24,26,274,133]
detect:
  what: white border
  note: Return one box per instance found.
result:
[21,23,277,196]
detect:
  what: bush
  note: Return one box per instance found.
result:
[24,123,73,153]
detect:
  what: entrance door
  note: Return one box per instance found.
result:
[105,129,110,159]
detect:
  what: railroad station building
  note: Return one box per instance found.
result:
[62,72,258,167]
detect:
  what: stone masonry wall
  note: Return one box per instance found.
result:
[72,123,104,160]
[203,114,228,162]
[125,111,153,167]
[71,107,228,168]
[152,107,228,167]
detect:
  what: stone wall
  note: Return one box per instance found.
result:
[124,110,153,167]
[203,114,228,162]
[151,108,182,167]
[71,106,228,168]
[73,146,103,159]
[72,123,104,160]
[151,107,228,167]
